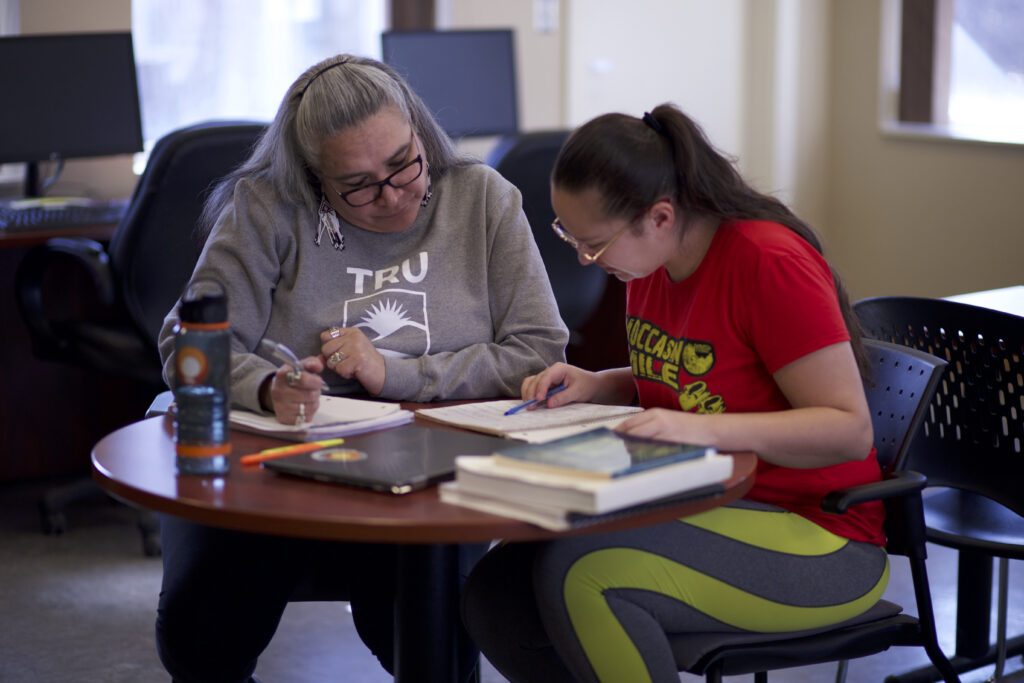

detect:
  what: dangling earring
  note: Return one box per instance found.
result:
[420,171,433,208]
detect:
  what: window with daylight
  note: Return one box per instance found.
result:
[131,0,386,166]
[898,0,1024,144]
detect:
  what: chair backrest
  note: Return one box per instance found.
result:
[108,120,267,348]
[856,295,1024,516]
[488,131,608,333]
[862,338,948,473]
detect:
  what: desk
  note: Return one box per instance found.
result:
[945,284,1024,316]
[0,220,152,482]
[0,221,117,249]
[92,413,757,683]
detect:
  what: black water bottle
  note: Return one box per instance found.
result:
[172,278,231,475]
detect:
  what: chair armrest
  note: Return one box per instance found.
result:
[17,237,115,304]
[14,237,116,358]
[821,470,927,514]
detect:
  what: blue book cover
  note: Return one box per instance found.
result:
[492,427,715,479]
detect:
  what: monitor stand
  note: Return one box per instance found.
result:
[24,161,41,198]
[3,159,111,209]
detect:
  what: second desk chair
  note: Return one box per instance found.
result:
[487,131,611,365]
[15,120,267,552]
[856,295,1024,682]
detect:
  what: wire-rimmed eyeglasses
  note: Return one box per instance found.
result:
[551,208,646,263]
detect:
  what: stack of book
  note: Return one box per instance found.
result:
[439,428,733,531]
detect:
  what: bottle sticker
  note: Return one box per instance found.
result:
[177,347,210,384]
[311,448,367,462]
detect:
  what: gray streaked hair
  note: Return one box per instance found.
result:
[199,54,475,239]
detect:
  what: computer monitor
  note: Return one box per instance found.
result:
[0,32,144,197]
[382,29,518,139]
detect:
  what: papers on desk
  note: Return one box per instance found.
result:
[415,400,642,443]
[230,396,413,442]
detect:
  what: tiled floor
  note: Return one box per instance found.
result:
[2,478,1022,682]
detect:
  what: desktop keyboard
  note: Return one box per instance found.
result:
[0,199,129,231]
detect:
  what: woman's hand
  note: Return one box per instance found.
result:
[615,408,699,442]
[320,326,386,396]
[266,356,325,425]
[521,364,638,410]
[614,343,874,468]
[520,362,601,409]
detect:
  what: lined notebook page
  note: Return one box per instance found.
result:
[415,401,642,441]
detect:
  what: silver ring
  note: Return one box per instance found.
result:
[328,326,342,339]
[328,350,345,367]
[286,370,301,387]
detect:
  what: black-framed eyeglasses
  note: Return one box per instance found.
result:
[328,135,424,208]
[551,207,647,263]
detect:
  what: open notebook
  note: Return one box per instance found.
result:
[230,396,413,442]
[415,400,642,443]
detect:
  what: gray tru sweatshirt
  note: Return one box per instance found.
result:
[158,163,569,412]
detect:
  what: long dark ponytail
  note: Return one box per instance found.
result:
[552,103,869,378]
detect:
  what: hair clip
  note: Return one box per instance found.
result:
[642,112,668,137]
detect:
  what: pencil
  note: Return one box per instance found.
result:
[240,438,345,466]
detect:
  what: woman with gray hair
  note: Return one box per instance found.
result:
[155,55,567,682]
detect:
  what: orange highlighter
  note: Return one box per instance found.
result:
[240,438,345,466]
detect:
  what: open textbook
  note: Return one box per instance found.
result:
[230,396,413,442]
[415,400,643,443]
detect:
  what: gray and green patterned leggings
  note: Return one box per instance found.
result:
[461,499,889,683]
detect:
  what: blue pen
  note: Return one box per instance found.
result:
[504,384,568,416]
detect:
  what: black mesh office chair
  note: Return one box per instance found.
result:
[15,120,267,553]
[671,338,959,683]
[855,295,1024,682]
[487,131,609,354]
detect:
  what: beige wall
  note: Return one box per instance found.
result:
[828,0,1024,300]
[564,0,747,160]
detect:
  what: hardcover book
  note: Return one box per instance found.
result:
[438,479,729,531]
[491,427,715,479]
[451,448,733,515]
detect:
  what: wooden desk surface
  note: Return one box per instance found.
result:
[0,221,117,249]
[92,414,757,544]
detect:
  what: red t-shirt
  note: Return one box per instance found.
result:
[625,219,885,545]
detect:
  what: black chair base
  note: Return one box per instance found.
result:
[38,477,108,534]
[38,477,161,556]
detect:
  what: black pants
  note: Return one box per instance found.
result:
[155,514,398,683]
[156,515,486,683]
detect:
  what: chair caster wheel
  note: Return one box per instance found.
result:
[142,533,162,557]
[39,507,67,535]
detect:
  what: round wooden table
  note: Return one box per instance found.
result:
[92,413,757,682]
